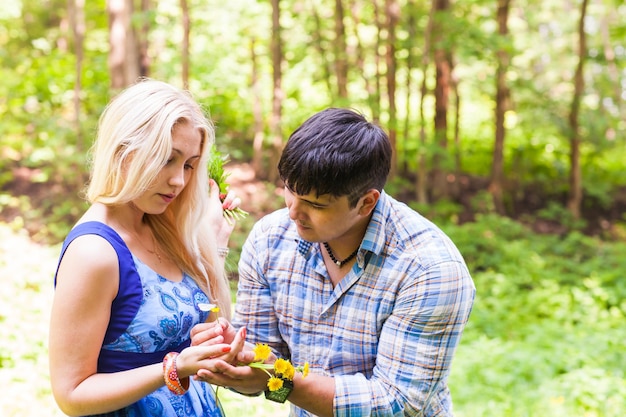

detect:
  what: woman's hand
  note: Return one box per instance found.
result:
[207,179,240,248]
[190,318,238,347]
[178,326,247,378]
[220,188,242,212]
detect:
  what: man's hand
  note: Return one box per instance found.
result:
[195,354,269,395]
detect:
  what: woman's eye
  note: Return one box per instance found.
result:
[184,163,194,170]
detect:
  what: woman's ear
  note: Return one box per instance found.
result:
[358,189,380,216]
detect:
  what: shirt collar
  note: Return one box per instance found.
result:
[360,191,388,256]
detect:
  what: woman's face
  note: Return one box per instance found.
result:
[134,122,202,215]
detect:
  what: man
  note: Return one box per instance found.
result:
[195,108,475,416]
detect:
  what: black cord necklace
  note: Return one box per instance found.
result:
[323,242,359,268]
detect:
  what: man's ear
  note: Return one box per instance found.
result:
[358,189,380,216]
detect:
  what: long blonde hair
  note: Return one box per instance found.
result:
[86,79,231,319]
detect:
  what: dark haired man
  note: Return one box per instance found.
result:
[196,108,475,417]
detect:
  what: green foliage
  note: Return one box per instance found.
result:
[410,198,465,225]
[537,201,587,230]
[442,215,626,416]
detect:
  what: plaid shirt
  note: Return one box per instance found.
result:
[233,192,475,416]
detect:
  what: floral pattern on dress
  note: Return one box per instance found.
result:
[102,256,209,354]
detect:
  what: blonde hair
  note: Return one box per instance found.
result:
[86,79,231,319]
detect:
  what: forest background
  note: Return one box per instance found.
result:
[1,0,625,416]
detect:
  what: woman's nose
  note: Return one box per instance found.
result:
[168,166,185,187]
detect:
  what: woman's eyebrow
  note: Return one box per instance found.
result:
[171,148,201,159]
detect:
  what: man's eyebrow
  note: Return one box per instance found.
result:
[299,195,331,206]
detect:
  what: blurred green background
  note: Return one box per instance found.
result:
[1,0,626,416]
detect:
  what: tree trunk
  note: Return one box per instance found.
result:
[68,0,85,153]
[567,0,589,220]
[385,0,399,178]
[372,0,383,123]
[180,0,190,88]
[250,37,265,178]
[450,56,461,199]
[334,0,348,99]
[308,0,333,95]
[268,0,283,184]
[431,0,451,200]
[68,0,87,188]
[402,1,417,175]
[416,0,435,205]
[489,0,511,215]
[107,0,141,89]
[138,0,150,77]
[350,2,379,119]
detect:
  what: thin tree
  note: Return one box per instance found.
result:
[334,0,349,99]
[180,0,190,88]
[450,55,461,199]
[349,1,380,120]
[138,0,151,77]
[372,0,384,123]
[68,0,85,153]
[402,0,417,175]
[250,37,266,178]
[107,0,141,89]
[431,0,452,200]
[489,0,511,215]
[268,0,284,183]
[308,0,333,95]
[567,0,589,219]
[385,0,400,177]
[416,0,435,204]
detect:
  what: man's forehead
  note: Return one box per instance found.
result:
[288,186,338,203]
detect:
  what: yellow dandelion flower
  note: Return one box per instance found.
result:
[267,376,284,391]
[302,362,310,378]
[273,358,290,375]
[211,306,220,313]
[285,363,296,379]
[253,343,272,362]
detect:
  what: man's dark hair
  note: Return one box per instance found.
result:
[278,108,392,207]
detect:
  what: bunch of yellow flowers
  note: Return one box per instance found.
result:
[249,343,309,392]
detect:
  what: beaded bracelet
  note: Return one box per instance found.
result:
[163,352,189,395]
[217,247,229,258]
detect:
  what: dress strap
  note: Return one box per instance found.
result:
[54,221,143,347]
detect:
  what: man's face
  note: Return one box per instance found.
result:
[283,186,364,243]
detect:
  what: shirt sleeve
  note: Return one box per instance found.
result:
[334,259,475,416]
[232,219,291,359]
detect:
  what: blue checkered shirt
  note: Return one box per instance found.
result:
[233,192,475,416]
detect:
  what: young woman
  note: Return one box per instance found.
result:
[49,79,245,416]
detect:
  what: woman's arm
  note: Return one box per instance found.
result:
[49,234,235,416]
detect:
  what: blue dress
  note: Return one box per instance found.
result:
[54,221,224,417]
